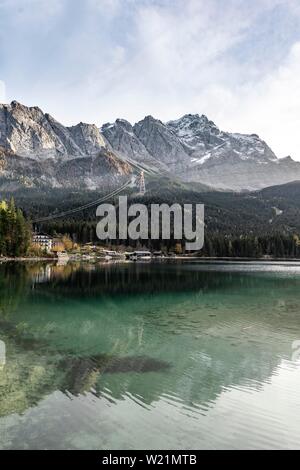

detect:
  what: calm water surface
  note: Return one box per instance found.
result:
[0,260,300,449]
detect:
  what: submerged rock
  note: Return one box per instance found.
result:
[59,354,171,395]
[101,355,171,374]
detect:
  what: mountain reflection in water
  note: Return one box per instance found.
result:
[0,260,300,449]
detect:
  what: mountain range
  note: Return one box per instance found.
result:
[0,100,300,192]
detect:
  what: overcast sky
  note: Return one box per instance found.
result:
[0,0,300,159]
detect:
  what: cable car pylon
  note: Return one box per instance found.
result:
[138,171,146,195]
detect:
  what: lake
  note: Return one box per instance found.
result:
[0,260,300,449]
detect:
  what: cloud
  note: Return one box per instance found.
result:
[62,0,257,123]
[199,42,300,160]
[0,0,63,25]
[0,81,6,102]
[88,0,121,17]
[0,0,299,159]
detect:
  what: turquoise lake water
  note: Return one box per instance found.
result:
[0,260,300,449]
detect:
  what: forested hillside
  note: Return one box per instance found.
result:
[1,178,300,258]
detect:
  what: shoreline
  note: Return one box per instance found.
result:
[1,256,300,263]
[0,257,56,262]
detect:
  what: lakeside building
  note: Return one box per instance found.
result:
[32,233,53,253]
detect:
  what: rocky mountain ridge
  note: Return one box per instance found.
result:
[1,100,300,191]
[103,113,300,190]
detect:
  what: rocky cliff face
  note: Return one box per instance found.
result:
[101,118,166,172]
[133,116,191,172]
[0,101,106,159]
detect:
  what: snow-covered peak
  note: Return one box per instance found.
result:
[168,113,218,131]
[166,113,223,160]
[228,133,278,163]
[167,114,221,147]
[101,118,133,134]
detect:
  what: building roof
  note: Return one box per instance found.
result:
[33,232,52,238]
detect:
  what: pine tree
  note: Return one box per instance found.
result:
[0,200,31,257]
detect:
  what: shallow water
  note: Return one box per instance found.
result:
[0,260,300,449]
